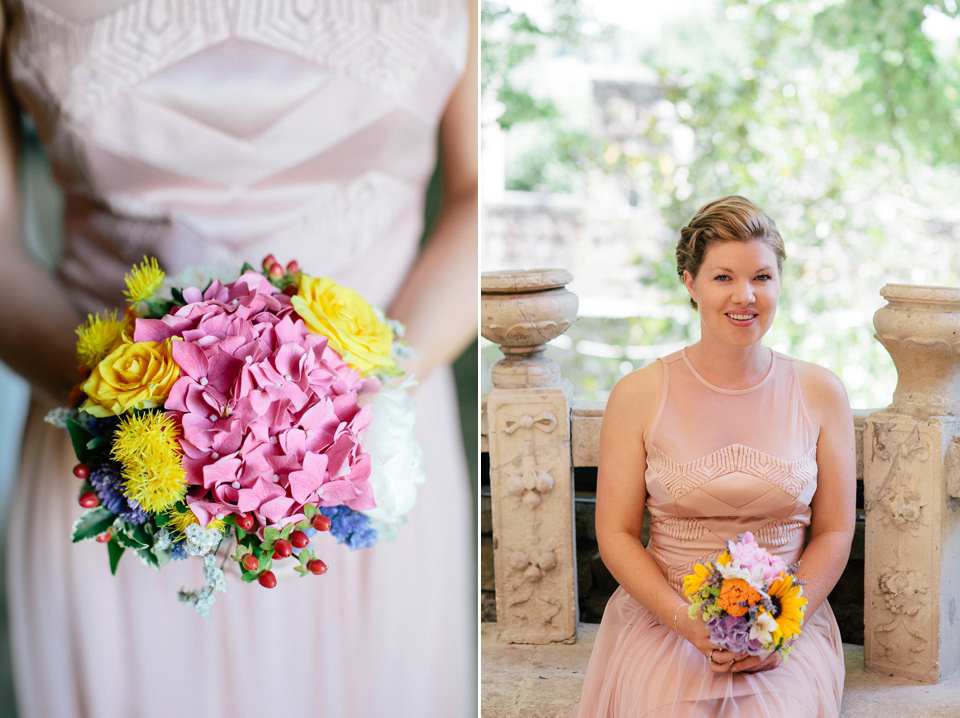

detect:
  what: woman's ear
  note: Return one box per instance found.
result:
[682,269,696,305]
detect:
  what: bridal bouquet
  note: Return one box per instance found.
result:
[50,256,424,616]
[682,532,806,659]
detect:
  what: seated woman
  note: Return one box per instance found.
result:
[572,195,854,717]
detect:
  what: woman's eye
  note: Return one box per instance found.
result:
[713,274,730,281]
[755,274,772,281]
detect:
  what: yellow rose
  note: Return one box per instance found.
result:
[81,336,180,417]
[291,275,397,375]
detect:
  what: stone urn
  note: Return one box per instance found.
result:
[873,284,960,417]
[480,269,579,389]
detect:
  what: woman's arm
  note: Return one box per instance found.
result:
[596,362,732,671]
[387,0,478,381]
[0,7,83,403]
[731,361,856,673]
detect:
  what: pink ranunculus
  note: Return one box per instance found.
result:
[157,275,374,531]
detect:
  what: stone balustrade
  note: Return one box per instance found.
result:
[481,270,960,686]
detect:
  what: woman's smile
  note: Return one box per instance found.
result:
[683,240,781,348]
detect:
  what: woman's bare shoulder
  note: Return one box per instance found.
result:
[604,360,665,430]
[792,357,851,423]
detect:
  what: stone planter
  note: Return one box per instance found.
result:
[873,284,960,417]
[481,269,579,389]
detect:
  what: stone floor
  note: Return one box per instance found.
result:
[481,623,960,717]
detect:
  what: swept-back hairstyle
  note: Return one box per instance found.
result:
[676,195,786,308]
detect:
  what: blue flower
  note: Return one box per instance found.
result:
[170,541,188,560]
[89,463,149,524]
[319,506,378,551]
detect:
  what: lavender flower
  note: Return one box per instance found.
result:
[707,614,766,656]
[89,463,149,524]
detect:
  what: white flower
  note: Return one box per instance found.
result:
[44,407,77,428]
[358,385,426,540]
[202,554,227,593]
[178,586,216,618]
[184,523,222,556]
[153,527,172,551]
[750,611,778,646]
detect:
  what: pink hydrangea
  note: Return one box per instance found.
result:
[134,271,378,531]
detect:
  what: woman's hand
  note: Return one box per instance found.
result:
[729,650,782,673]
[674,607,747,674]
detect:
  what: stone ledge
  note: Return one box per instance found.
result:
[481,623,960,718]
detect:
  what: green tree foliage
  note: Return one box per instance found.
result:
[483,0,960,407]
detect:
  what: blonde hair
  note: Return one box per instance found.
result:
[676,195,786,308]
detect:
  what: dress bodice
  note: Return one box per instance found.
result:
[644,349,820,590]
[5,0,468,314]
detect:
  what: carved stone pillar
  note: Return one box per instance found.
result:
[482,269,579,644]
[863,284,960,683]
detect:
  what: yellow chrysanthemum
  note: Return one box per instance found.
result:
[768,574,806,643]
[165,506,226,540]
[683,562,710,598]
[716,550,731,567]
[111,412,186,514]
[124,256,165,304]
[75,310,129,368]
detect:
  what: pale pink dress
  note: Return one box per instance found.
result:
[573,349,844,718]
[4,1,474,717]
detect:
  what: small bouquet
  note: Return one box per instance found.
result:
[682,532,807,659]
[48,255,425,616]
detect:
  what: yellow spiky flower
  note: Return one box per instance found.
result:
[124,256,165,304]
[111,411,186,514]
[165,506,226,541]
[75,310,129,368]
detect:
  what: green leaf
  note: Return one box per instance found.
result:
[279,523,293,540]
[114,530,146,550]
[107,538,125,575]
[66,419,97,463]
[139,547,160,569]
[72,507,115,542]
[86,435,110,451]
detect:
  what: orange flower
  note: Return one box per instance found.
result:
[716,578,764,617]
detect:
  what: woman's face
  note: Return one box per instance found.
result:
[683,240,781,349]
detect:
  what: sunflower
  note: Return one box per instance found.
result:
[768,573,806,643]
[123,256,165,304]
[683,562,711,598]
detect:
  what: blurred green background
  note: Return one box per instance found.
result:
[481,0,960,409]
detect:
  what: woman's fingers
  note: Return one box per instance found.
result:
[705,648,745,673]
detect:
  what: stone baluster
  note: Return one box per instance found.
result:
[482,269,579,644]
[863,284,960,683]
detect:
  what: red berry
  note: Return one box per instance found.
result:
[79,492,99,508]
[96,530,112,543]
[291,530,309,549]
[282,284,298,296]
[73,463,89,479]
[258,570,277,588]
[273,539,292,558]
[235,512,255,531]
[286,260,300,274]
[308,559,328,575]
[312,514,332,532]
[262,254,277,271]
[268,262,284,278]
[241,554,259,572]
